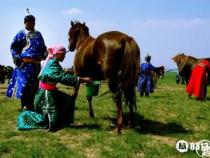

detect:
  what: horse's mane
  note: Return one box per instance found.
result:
[172,53,198,65]
[172,53,199,84]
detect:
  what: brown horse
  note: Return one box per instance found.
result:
[68,21,140,133]
[153,66,165,79]
[151,66,165,89]
[0,65,6,83]
[172,53,210,83]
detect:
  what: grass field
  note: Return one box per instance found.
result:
[0,72,210,158]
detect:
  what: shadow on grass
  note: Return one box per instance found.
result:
[0,86,7,89]
[104,113,191,136]
[68,124,102,130]
[205,97,210,101]
[152,95,170,99]
[0,92,6,95]
[99,90,111,98]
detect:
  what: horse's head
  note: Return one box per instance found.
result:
[159,66,165,79]
[0,65,6,83]
[154,66,165,79]
[172,53,186,64]
[172,53,189,72]
[172,53,199,84]
[68,21,89,51]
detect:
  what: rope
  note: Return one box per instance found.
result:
[164,68,178,73]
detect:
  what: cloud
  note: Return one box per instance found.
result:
[130,18,210,29]
[88,20,117,29]
[61,8,87,16]
[86,20,119,36]
[127,18,210,68]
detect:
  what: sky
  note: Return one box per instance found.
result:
[0,0,210,69]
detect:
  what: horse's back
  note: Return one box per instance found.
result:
[94,30,139,59]
[97,31,129,40]
[94,31,130,67]
[94,31,140,86]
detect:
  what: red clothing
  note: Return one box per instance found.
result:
[186,60,210,100]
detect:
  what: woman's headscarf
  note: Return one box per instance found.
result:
[39,44,66,76]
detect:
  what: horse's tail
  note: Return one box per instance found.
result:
[119,37,140,109]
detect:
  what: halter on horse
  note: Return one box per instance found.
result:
[68,21,140,133]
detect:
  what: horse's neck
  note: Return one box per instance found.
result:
[199,58,210,61]
[76,35,94,51]
[155,66,163,69]
[74,35,98,77]
[187,58,198,68]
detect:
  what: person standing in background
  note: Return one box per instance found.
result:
[186,60,210,100]
[138,54,156,97]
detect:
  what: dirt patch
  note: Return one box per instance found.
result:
[85,148,99,158]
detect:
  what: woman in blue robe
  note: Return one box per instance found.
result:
[138,54,156,96]
[6,14,47,110]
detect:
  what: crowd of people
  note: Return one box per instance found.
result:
[5,12,210,132]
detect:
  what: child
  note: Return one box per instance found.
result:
[33,44,92,131]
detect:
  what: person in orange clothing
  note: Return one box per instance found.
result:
[186,60,210,100]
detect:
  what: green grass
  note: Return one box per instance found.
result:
[0,72,210,157]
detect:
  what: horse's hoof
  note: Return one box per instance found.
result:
[117,130,122,134]
[128,124,134,128]
[128,121,134,128]
[115,127,123,134]
[89,112,95,118]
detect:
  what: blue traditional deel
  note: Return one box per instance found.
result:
[11,29,46,60]
[138,62,156,96]
[7,29,47,99]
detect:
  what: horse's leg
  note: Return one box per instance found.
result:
[108,80,123,134]
[115,96,123,134]
[72,82,95,118]
[124,86,135,128]
[87,95,94,118]
[128,102,134,128]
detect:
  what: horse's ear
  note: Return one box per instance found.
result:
[71,21,74,27]
[83,22,85,26]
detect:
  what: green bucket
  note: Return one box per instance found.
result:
[85,81,100,96]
